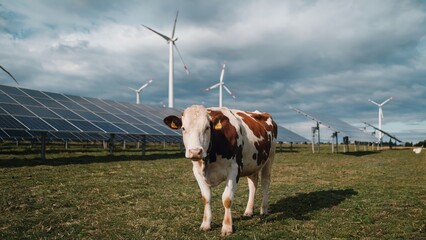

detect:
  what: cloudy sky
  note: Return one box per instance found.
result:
[1,0,425,143]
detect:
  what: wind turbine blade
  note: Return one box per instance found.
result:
[220,62,226,83]
[368,99,380,106]
[204,83,221,91]
[128,87,137,92]
[138,79,154,91]
[223,85,236,99]
[381,96,393,106]
[142,25,171,42]
[174,43,190,77]
[172,10,179,39]
[0,65,19,85]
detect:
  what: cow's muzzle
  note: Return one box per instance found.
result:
[188,148,203,160]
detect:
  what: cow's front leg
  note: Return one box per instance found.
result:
[192,162,212,231]
[221,167,238,236]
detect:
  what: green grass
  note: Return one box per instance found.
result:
[1,143,425,239]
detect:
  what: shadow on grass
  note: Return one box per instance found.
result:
[267,189,358,221]
[0,152,184,168]
[340,151,378,157]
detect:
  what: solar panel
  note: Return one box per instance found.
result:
[0,85,26,96]
[276,125,309,143]
[0,115,27,129]
[0,93,16,103]
[25,106,60,118]
[0,103,36,116]
[43,119,80,132]
[291,107,377,143]
[10,95,43,106]
[3,129,34,139]
[15,116,55,131]
[0,84,184,147]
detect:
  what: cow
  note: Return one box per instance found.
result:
[163,105,277,236]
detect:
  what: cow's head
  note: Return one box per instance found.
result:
[164,105,214,159]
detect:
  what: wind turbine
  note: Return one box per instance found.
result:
[142,10,189,109]
[1,65,19,85]
[368,97,393,142]
[205,62,236,108]
[128,79,153,104]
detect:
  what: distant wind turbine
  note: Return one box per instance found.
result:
[205,62,236,108]
[142,10,189,108]
[0,65,19,85]
[128,79,153,104]
[368,97,393,142]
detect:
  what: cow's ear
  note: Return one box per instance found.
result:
[163,115,182,130]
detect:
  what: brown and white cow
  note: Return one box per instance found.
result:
[164,105,277,236]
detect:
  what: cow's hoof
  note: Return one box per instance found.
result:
[199,223,211,231]
[221,226,233,236]
[243,211,253,218]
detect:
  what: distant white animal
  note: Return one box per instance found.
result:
[413,147,423,154]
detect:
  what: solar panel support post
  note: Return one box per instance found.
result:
[41,132,47,160]
[317,122,320,153]
[331,132,338,153]
[141,135,146,156]
[108,134,115,155]
[311,127,316,153]
[122,140,126,150]
[65,140,68,150]
[311,122,320,153]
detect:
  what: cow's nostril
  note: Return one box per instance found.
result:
[189,148,203,158]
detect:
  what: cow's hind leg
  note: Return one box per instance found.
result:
[243,173,258,217]
[260,146,275,215]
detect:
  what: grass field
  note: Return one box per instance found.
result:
[1,143,425,239]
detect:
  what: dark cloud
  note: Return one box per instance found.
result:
[0,0,425,142]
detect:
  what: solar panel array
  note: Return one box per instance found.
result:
[0,84,182,143]
[291,107,377,143]
[277,125,309,143]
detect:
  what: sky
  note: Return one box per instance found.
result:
[0,0,425,143]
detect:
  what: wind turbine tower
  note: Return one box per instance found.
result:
[205,62,236,108]
[128,79,153,104]
[143,11,189,108]
[368,97,393,143]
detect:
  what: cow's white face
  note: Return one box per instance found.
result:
[164,105,211,159]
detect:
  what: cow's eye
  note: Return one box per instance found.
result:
[205,126,210,131]
[181,127,186,131]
